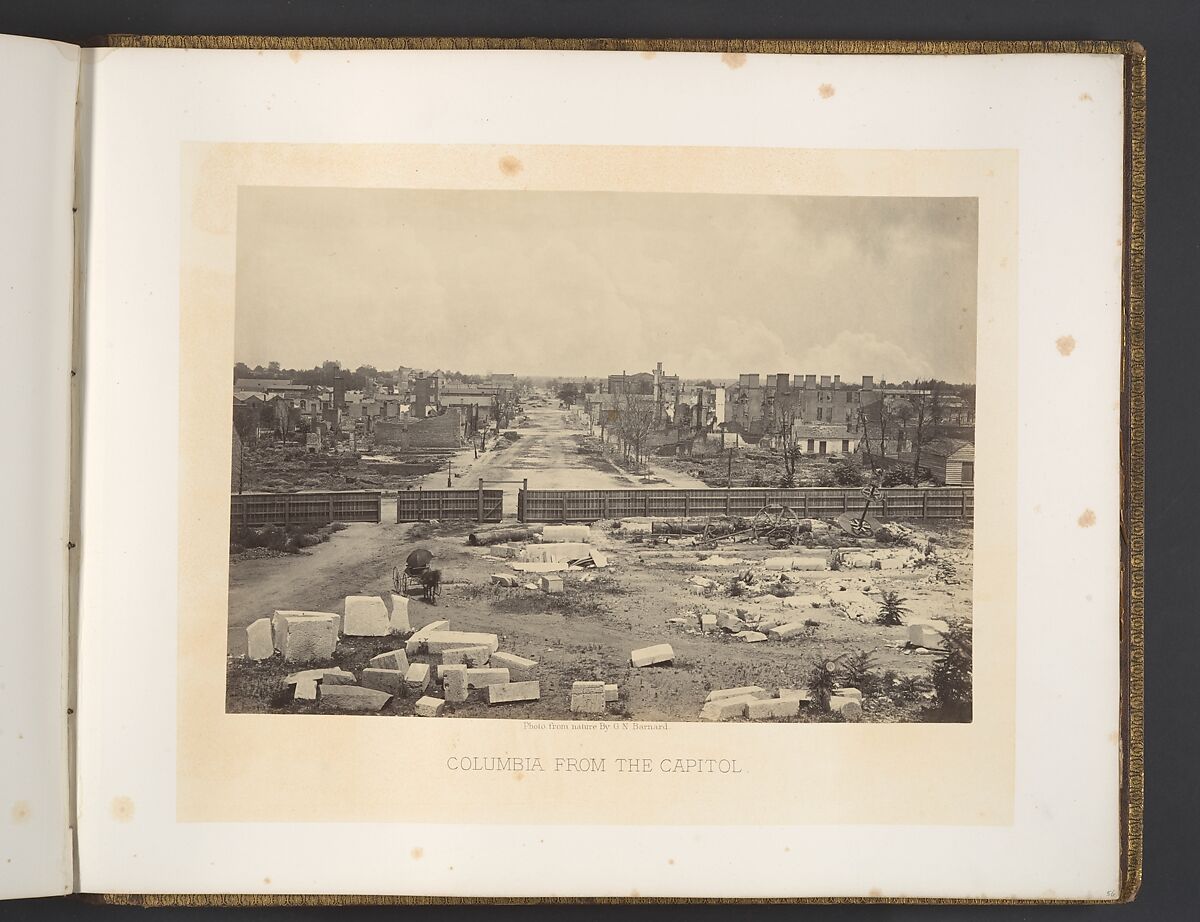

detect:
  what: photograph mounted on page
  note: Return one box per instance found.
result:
[224,186,979,725]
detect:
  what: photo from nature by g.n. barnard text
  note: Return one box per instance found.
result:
[227,187,977,724]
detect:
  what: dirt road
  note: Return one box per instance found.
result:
[413,404,709,515]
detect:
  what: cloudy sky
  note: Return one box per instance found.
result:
[235,187,977,383]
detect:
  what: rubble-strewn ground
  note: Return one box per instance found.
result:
[227,516,973,722]
[236,443,455,492]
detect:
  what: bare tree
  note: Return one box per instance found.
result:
[908,380,945,484]
[617,394,656,465]
[769,407,804,487]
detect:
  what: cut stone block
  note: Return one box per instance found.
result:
[283,668,325,702]
[414,696,445,717]
[706,686,769,703]
[487,680,541,704]
[737,631,768,643]
[436,663,466,682]
[907,623,945,649]
[490,651,538,681]
[539,575,564,594]
[830,695,863,720]
[604,683,619,703]
[767,622,808,641]
[280,616,337,663]
[388,594,411,634]
[541,525,592,543]
[833,687,863,702]
[274,609,340,657]
[443,665,469,703]
[404,662,431,694]
[246,618,274,660]
[293,679,319,702]
[778,688,813,704]
[404,620,450,652]
[442,645,491,667]
[717,611,748,633]
[764,556,827,571]
[320,685,392,713]
[321,668,357,686]
[369,649,410,673]
[699,613,718,632]
[361,668,405,697]
[490,573,520,587]
[699,696,755,721]
[343,595,391,637]
[630,643,674,667]
[747,697,801,720]
[411,630,499,657]
[570,689,606,714]
[465,667,510,689]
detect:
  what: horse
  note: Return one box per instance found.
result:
[420,568,442,604]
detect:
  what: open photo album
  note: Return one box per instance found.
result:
[1,34,1143,903]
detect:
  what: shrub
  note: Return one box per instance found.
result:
[930,619,973,721]
[877,590,910,626]
[840,650,880,694]
[831,459,865,486]
[805,658,839,711]
[881,466,914,487]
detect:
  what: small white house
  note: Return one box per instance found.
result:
[791,424,860,456]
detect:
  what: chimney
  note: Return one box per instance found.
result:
[777,373,790,392]
[805,374,816,389]
[862,375,874,391]
[333,375,345,408]
[833,375,841,385]
[820,375,831,387]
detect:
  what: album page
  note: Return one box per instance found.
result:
[74,45,1127,899]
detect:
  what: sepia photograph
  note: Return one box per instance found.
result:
[224,186,978,724]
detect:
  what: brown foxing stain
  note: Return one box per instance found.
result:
[110,796,135,822]
[869,888,883,898]
[499,155,523,177]
[11,801,30,823]
[667,858,674,865]
[721,53,747,70]
[640,51,657,61]
[513,771,524,781]
[1080,91,1093,102]
[1078,509,1096,528]
[288,50,303,64]
[263,877,272,885]
[818,83,836,99]
[410,847,424,860]
[1056,335,1076,356]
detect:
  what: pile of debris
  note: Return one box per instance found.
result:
[699,686,812,721]
[246,593,543,714]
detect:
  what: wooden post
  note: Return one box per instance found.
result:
[562,495,568,524]
[923,491,929,520]
[684,493,690,518]
[283,495,289,526]
[477,478,485,523]
[961,490,967,519]
[328,496,334,524]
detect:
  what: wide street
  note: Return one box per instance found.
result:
[414,401,708,516]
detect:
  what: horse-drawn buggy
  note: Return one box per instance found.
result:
[393,547,442,603]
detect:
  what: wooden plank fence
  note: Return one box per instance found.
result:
[396,488,505,523]
[517,487,972,524]
[230,490,382,528]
